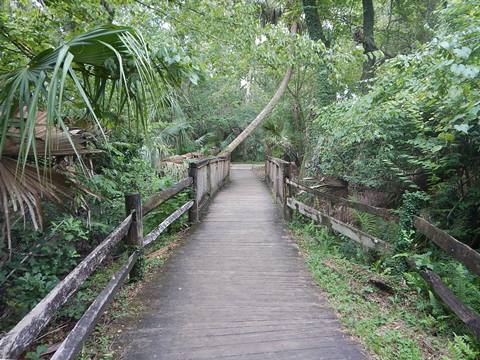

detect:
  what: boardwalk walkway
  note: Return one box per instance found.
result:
[119,165,366,359]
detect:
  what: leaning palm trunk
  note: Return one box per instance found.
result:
[221,24,297,157]
[221,65,293,156]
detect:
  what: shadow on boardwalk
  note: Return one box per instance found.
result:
[116,164,367,360]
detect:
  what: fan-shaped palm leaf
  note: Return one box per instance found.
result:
[0,25,183,252]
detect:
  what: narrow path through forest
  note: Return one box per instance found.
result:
[118,164,366,359]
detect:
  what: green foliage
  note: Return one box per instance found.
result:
[290,220,449,359]
[447,334,480,360]
[306,0,480,247]
[386,191,431,273]
[0,216,87,329]
[25,345,48,360]
[291,218,480,359]
[0,141,186,332]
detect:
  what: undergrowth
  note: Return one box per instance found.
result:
[289,217,480,360]
[76,230,186,359]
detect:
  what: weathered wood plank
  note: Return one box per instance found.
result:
[118,167,366,360]
[0,215,133,359]
[417,267,480,339]
[266,156,290,166]
[143,177,193,215]
[51,251,139,360]
[414,216,480,277]
[286,178,399,222]
[287,197,389,252]
[143,201,194,247]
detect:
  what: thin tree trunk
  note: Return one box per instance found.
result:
[221,23,297,156]
[221,65,294,156]
[361,0,376,82]
[302,0,329,47]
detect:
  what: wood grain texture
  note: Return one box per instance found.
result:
[286,178,398,222]
[287,197,389,252]
[417,268,480,339]
[0,215,132,359]
[51,251,139,360]
[414,216,480,277]
[117,165,366,359]
[143,201,194,247]
[142,177,193,215]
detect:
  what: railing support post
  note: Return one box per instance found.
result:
[188,161,199,223]
[282,163,293,221]
[125,193,144,281]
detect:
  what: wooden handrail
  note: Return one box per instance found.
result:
[266,158,480,340]
[0,214,133,359]
[414,216,480,277]
[1,156,232,359]
[287,197,389,252]
[143,201,194,246]
[416,266,480,339]
[266,156,290,166]
[143,177,193,215]
[285,178,480,277]
[51,251,140,360]
[286,178,398,222]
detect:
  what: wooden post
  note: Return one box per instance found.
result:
[125,193,144,281]
[206,160,212,198]
[189,161,199,223]
[283,163,293,221]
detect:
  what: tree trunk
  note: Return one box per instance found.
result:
[221,23,297,156]
[361,0,376,82]
[302,0,334,106]
[221,65,294,156]
[302,0,329,47]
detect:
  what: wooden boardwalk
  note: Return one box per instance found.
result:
[119,165,366,359]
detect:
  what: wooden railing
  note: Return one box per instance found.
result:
[189,156,231,222]
[265,156,480,340]
[0,156,230,359]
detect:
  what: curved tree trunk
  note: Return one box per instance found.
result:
[221,23,297,157]
[220,65,294,156]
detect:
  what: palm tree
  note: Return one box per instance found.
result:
[0,25,183,254]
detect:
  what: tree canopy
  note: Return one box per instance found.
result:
[1,0,480,358]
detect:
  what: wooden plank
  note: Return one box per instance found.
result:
[287,197,389,252]
[286,178,398,222]
[143,201,194,246]
[117,167,367,359]
[143,177,193,215]
[414,216,480,277]
[266,156,290,166]
[0,215,133,359]
[417,267,480,340]
[51,251,139,360]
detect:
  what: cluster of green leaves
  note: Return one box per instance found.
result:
[306,1,480,246]
[0,139,190,332]
[290,217,480,359]
[0,216,87,331]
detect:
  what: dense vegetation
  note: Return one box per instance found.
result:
[1,0,479,358]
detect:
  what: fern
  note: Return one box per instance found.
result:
[352,209,378,236]
[447,335,479,360]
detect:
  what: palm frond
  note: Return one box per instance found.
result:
[0,157,73,256]
[0,25,187,249]
[0,25,177,164]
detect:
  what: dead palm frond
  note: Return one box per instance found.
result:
[0,25,183,253]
